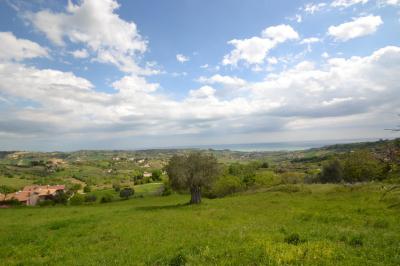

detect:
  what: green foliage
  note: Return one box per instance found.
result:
[253,171,280,187]
[70,193,85,205]
[166,152,219,204]
[84,194,97,203]
[280,172,305,184]
[151,169,162,181]
[100,194,113,203]
[319,159,343,183]
[343,150,382,182]
[0,185,16,195]
[211,175,242,197]
[119,187,134,199]
[69,183,82,192]
[162,180,172,196]
[53,191,69,205]
[83,186,91,193]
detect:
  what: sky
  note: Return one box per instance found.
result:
[0,0,399,151]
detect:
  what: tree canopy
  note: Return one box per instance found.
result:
[166,152,219,204]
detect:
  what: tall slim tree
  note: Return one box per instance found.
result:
[166,152,219,204]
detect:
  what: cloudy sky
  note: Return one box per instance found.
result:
[0,0,399,151]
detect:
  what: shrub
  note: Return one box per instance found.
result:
[162,180,172,196]
[119,187,134,199]
[100,194,113,203]
[211,175,242,197]
[53,191,69,205]
[151,169,162,181]
[280,172,305,184]
[83,186,91,193]
[69,183,82,193]
[253,171,279,187]
[343,150,383,182]
[319,159,343,183]
[85,194,97,203]
[70,193,85,205]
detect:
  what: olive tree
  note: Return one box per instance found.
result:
[166,152,219,204]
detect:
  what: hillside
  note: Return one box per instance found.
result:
[1,184,400,265]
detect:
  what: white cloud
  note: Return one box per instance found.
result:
[383,0,400,5]
[176,54,189,63]
[70,49,89,59]
[1,46,400,147]
[27,0,149,74]
[303,3,327,14]
[300,37,321,44]
[197,74,247,88]
[322,52,330,58]
[331,0,368,8]
[0,32,48,61]
[328,15,383,41]
[223,24,299,66]
[200,64,209,69]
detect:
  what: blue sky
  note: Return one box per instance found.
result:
[0,0,399,150]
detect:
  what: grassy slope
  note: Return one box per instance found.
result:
[0,185,399,265]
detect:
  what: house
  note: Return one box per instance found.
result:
[0,185,66,206]
[143,172,152,178]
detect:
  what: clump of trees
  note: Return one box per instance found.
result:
[166,152,219,204]
[318,150,385,183]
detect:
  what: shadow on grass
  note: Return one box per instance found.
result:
[135,202,190,211]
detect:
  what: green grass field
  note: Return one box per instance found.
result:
[1,184,399,265]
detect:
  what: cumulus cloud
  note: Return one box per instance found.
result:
[222,24,299,66]
[70,49,89,59]
[331,0,368,8]
[197,74,247,88]
[26,0,149,74]
[1,46,399,145]
[383,0,400,5]
[0,32,48,61]
[328,15,383,41]
[176,54,189,63]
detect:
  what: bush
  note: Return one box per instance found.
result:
[69,183,82,193]
[85,194,97,203]
[211,175,242,197]
[162,180,172,196]
[280,172,305,184]
[253,171,279,187]
[100,194,113,203]
[343,150,383,182]
[119,187,134,199]
[83,186,91,193]
[53,191,69,205]
[319,159,343,183]
[349,235,363,247]
[70,193,85,205]
[151,169,162,181]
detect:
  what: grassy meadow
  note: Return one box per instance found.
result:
[1,184,399,265]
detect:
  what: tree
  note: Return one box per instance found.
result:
[319,159,343,183]
[151,169,162,181]
[119,187,134,199]
[343,150,382,182]
[0,185,16,202]
[166,152,219,204]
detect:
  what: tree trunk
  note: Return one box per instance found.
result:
[190,186,201,204]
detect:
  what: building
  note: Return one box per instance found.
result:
[0,185,66,206]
